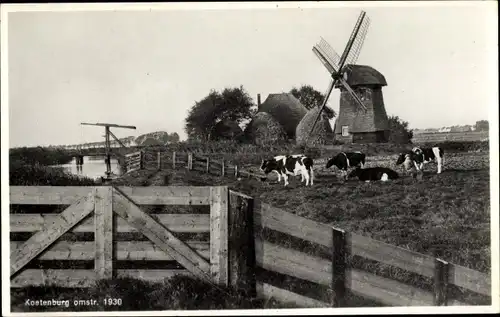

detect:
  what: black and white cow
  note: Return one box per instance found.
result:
[396,146,444,174]
[348,167,399,182]
[260,154,314,187]
[325,151,366,179]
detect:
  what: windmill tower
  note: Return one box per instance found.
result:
[334,64,389,143]
[305,10,389,145]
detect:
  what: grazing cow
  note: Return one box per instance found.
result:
[325,151,366,179]
[260,154,314,186]
[348,167,399,182]
[396,146,444,174]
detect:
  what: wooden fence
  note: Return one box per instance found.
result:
[123,150,144,173]
[9,186,254,294]
[9,185,491,307]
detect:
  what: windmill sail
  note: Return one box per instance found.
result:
[305,10,371,145]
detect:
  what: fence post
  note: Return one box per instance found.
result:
[210,186,229,286]
[157,152,161,170]
[172,151,176,170]
[95,187,113,279]
[228,191,257,297]
[206,157,210,173]
[140,151,145,170]
[221,160,225,177]
[331,227,348,307]
[187,153,193,171]
[433,258,449,306]
[234,165,239,178]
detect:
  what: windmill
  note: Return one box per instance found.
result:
[305,10,372,145]
[80,122,137,178]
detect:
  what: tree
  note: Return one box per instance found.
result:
[475,120,489,132]
[387,115,413,144]
[167,132,180,143]
[290,85,336,117]
[184,86,256,141]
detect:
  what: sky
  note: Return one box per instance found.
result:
[2,2,498,147]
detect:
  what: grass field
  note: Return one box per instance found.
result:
[9,145,492,310]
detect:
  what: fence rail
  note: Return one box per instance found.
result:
[9,175,492,307]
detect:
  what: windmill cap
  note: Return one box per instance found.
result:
[335,64,387,88]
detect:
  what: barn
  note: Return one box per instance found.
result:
[334,64,390,143]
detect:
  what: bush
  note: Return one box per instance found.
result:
[387,115,413,144]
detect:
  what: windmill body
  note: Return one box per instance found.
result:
[334,64,389,143]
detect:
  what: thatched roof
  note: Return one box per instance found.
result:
[258,93,308,139]
[296,107,334,146]
[334,64,387,88]
[210,119,243,140]
[244,112,287,145]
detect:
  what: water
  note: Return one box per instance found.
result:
[55,156,123,180]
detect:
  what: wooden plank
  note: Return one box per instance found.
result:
[221,160,225,176]
[255,239,436,307]
[210,186,229,285]
[206,157,210,173]
[255,238,331,286]
[95,187,113,279]
[331,227,347,307]
[112,188,212,282]
[11,269,192,288]
[172,151,176,169]
[449,263,491,296]
[228,191,256,296]
[10,241,210,261]
[125,151,142,158]
[157,152,161,170]
[11,213,210,233]
[256,282,330,308]
[350,269,435,306]
[187,153,193,170]
[254,202,331,247]
[116,186,211,205]
[10,193,95,276]
[350,233,436,278]
[255,203,436,278]
[9,186,94,205]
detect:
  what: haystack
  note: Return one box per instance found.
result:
[258,93,308,139]
[295,106,335,147]
[244,112,287,145]
[210,119,243,141]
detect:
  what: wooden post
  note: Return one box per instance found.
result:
[188,153,193,171]
[228,191,257,297]
[210,186,229,285]
[234,165,239,178]
[157,152,161,170]
[221,160,225,177]
[140,151,144,170]
[206,157,210,173]
[172,151,176,170]
[331,227,347,307]
[95,187,113,279]
[433,258,449,306]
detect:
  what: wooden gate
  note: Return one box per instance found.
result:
[10,186,255,292]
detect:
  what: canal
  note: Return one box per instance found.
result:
[55,156,123,180]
